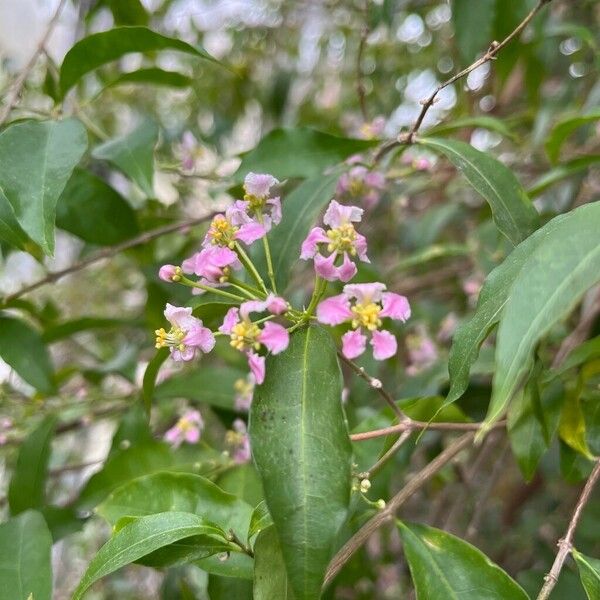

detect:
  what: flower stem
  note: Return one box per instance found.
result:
[228,276,263,299]
[179,277,245,302]
[304,276,328,319]
[235,242,269,295]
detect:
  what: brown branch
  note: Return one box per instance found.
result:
[350,419,506,442]
[324,432,475,587]
[373,0,553,164]
[537,458,600,600]
[2,213,218,304]
[364,429,413,478]
[0,0,68,127]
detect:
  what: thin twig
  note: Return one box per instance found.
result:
[350,419,506,441]
[373,0,553,164]
[365,429,413,478]
[537,459,600,600]
[0,0,68,126]
[355,0,370,121]
[2,213,218,304]
[337,351,408,422]
[323,432,474,587]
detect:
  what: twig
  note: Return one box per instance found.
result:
[364,429,413,478]
[338,351,408,422]
[537,459,600,600]
[2,213,218,304]
[350,419,506,441]
[355,0,370,121]
[49,459,103,476]
[323,432,474,587]
[0,0,68,126]
[373,0,553,163]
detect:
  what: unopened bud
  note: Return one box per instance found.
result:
[376,499,386,509]
[359,478,371,493]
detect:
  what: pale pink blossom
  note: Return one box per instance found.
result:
[406,330,438,375]
[317,283,410,361]
[155,304,215,362]
[204,205,266,249]
[301,200,369,282]
[234,375,255,412]
[358,116,386,140]
[175,131,200,172]
[181,246,241,292]
[337,166,386,209]
[226,419,251,464]
[164,409,204,447]
[236,172,282,232]
[158,264,180,282]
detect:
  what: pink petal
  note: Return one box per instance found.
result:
[233,418,247,434]
[300,227,329,260]
[337,253,358,282]
[164,304,194,328]
[244,173,279,198]
[172,346,195,361]
[342,330,367,359]
[370,329,398,360]
[164,426,182,446]
[184,427,200,444]
[258,322,289,354]
[314,252,340,281]
[159,264,178,282]
[247,351,266,384]
[184,324,216,353]
[181,253,200,275]
[267,197,282,225]
[317,294,353,325]
[380,292,411,321]
[236,222,267,245]
[354,233,370,262]
[226,202,251,226]
[220,307,239,334]
[185,409,204,425]
[265,294,288,315]
[336,173,350,195]
[364,171,386,189]
[240,299,267,320]
[323,200,363,228]
[343,283,386,304]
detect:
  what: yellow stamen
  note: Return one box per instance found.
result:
[326,223,358,255]
[209,215,239,248]
[351,302,382,331]
[230,321,261,351]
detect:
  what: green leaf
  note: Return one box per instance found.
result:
[234,128,376,182]
[56,168,139,245]
[253,174,339,291]
[0,118,87,254]
[545,110,600,164]
[445,212,567,407]
[452,0,497,63]
[142,348,169,415]
[484,202,600,435]
[528,155,600,197]
[59,27,219,97]
[559,386,595,459]
[248,501,273,541]
[8,416,55,515]
[218,463,264,507]
[208,576,253,600]
[249,326,352,600]
[397,521,529,600]
[391,244,470,272]
[92,119,158,196]
[103,68,192,92]
[0,511,53,600]
[253,526,296,600]
[100,0,149,26]
[42,316,132,343]
[420,137,539,246]
[155,365,246,410]
[551,336,600,378]
[427,115,515,140]
[0,315,55,394]
[0,191,31,250]
[72,512,227,600]
[573,549,600,599]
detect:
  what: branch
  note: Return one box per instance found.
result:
[2,213,218,304]
[0,0,68,127]
[350,419,506,441]
[324,432,474,587]
[537,458,600,600]
[373,0,553,163]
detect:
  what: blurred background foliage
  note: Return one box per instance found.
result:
[0,0,599,598]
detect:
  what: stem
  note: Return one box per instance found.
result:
[228,276,264,298]
[256,213,278,293]
[305,276,328,319]
[235,242,269,294]
[365,429,413,479]
[537,459,600,600]
[179,277,245,302]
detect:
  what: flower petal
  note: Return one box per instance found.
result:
[159,264,178,282]
[323,199,363,228]
[267,197,282,225]
[244,172,279,198]
[184,324,216,354]
[300,227,329,259]
[342,330,367,359]
[184,427,200,444]
[240,299,267,320]
[314,252,341,281]
[354,233,369,262]
[164,303,193,328]
[317,294,353,325]
[337,253,358,282]
[370,329,397,360]
[220,307,239,334]
[236,222,267,245]
[380,292,411,321]
[265,294,288,315]
[247,351,266,384]
[343,283,386,304]
[258,322,289,354]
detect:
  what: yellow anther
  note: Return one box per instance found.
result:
[154,326,186,350]
[326,223,357,254]
[244,193,265,211]
[209,215,238,247]
[230,321,261,351]
[351,302,382,331]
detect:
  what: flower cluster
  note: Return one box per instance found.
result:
[154,169,409,397]
[164,409,204,447]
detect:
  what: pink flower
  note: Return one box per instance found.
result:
[337,166,386,209]
[236,172,281,232]
[406,329,438,375]
[358,116,386,140]
[158,264,181,283]
[234,375,255,412]
[226,419,251,464]
[164,409,204,448]
[300,200,369,282]
[204,204,266,249]
[181,246,241,292]
[155,304,215,362]
[317,283,410,361]
[175,131,200,173]
[219,297,290,384]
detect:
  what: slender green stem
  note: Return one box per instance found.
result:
[256,213,278,293]
[228,276,264,298]
[235,242,269,294]
[304,276,328,319]
[179,277,245,302]
[228,282,256,299]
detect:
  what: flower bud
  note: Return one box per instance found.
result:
[159,264,180,282]
[359,478,371,493]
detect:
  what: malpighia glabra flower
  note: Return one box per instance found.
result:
[181,246,241,292]
[317,283,410,360]
[337,166,386,209]
[155,304,215,361]
[236,172,282,232]
[226,418,251,464]
[164,409,204,447]
[301,200,369,282]
[204,204,266,249]
[234,374,255,412]
[219,295,289,384]
[406,330,438,376]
